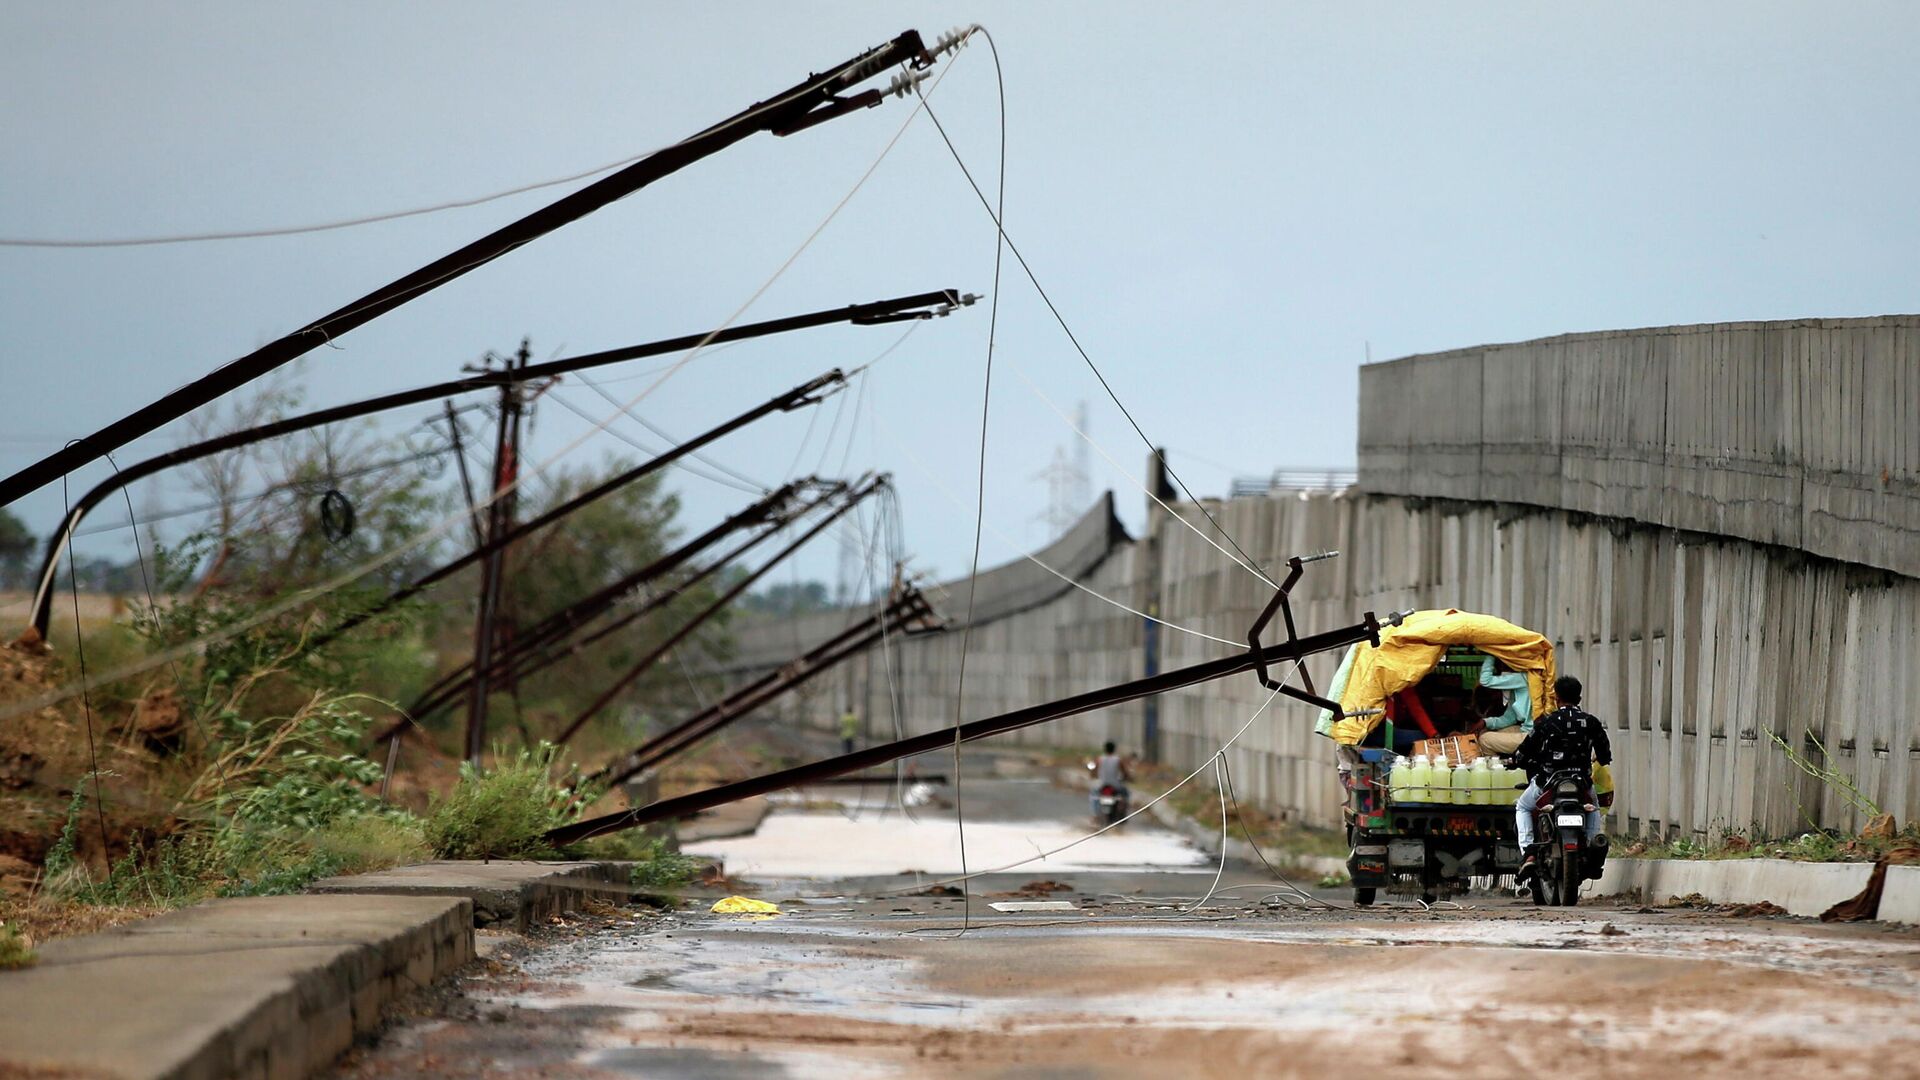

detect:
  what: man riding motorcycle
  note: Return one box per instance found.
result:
[1512,676,1612,882]
[1089,741,1130,820]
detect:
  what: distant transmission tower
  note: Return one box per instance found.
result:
[1032,400,1093,540]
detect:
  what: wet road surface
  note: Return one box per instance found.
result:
[336,760,1920,1079]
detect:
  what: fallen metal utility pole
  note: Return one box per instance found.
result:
[371,479,823,743]
[549,554,1410,846]
[585,583,941,786]
[553,473,891,747]
[21,289,967,641]
[388,479,834,733]
[0,29,941,506]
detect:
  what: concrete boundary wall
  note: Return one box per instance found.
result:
[734,489,1920,842]
[1358,316,1920,578]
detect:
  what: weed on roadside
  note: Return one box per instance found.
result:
[629,838,700,890]
[424,744,597,861]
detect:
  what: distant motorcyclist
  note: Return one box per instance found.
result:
[1089,741,1130,819]
[1512,676,1612,881]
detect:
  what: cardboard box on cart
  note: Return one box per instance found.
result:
[1413,733,1481,767]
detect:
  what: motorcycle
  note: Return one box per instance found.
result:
[1525,767,1609,907]
[1087,761,1129,826]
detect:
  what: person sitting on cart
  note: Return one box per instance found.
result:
[1511,675,1612,879]
[1472,655,1534,755]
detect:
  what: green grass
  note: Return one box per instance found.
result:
[628,838,701,890]
[0,922,35,969]
[1630,826,1915,864]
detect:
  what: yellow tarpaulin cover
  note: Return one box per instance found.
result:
[1329,609,1556,745]
[710,895,781,916]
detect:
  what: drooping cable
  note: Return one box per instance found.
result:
[870,411,1241,648]
[58,463,113,885]
[0,47,973,725]
[879,679,1289,894]
[937,24,1010,936]
[1011,364,1276,587]
[915,37,1273,586]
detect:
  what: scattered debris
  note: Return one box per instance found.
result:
[1599,922,1628,936]
[996,880,1071,898]
[911,885,964,897]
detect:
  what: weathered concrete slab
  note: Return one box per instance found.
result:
[308,859,628,927]
[0,892,470,1080]
[1875,865,1920,924]
[1595,857,1874,918]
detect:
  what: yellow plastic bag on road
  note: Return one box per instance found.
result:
[711,895,781,917]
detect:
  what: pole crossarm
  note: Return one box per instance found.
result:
[0,30,939,507]
[20,289,964,641]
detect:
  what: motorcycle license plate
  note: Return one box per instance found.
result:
[1556,813,1585,827]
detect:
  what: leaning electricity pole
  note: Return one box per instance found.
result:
[466,342,530,763]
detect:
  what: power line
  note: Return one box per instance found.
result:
[916,92,1275,586]
[0,38,966,723]
[0,149,668,249]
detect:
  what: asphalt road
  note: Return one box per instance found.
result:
[336,753,1920,1079]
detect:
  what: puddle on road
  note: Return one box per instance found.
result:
[684,810,1208,878]
[483,911,1920,1078]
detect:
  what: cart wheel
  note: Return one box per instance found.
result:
[1352,887,1375,907]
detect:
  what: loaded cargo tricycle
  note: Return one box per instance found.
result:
[1315,610,1575,905]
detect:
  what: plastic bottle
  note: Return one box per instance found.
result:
[1408,754,1431,802]
[1451,760,1473,805]
[1498,759,1523,806]
[1469,755,1492,805]
[1388,755,1414,804]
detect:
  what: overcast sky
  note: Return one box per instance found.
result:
[3,2,1917,597]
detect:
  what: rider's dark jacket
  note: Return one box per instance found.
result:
[1512,705,1612,782]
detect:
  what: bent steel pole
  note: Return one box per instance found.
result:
[549,610,1402,845]
[22,289,964,640]
[0,30,937,506]
[552,473,890,747]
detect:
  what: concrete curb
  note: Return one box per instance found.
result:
[308,860,630,928]
[0,893,471,1080]
[1594,857,1874,918]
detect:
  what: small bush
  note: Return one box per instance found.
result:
[0,922,35,969]
[424,745,594,861]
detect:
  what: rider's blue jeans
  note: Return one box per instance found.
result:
[1515,780,1603,848]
